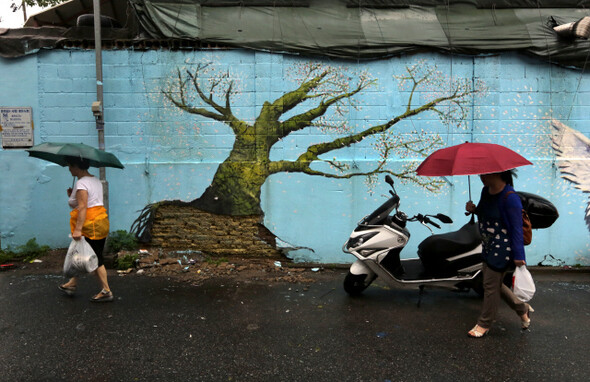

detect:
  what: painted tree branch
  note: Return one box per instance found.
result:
[159,61,483,215]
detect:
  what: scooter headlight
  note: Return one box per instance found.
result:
[347,232,378,249]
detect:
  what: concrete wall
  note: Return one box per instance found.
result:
[1,49,588,265]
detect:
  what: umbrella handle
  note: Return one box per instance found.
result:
[465,175,474,218]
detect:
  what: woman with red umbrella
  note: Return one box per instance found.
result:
[465,170,533,338]
[416,142,534,337]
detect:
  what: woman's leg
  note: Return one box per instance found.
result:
[85,237,112,295]
[500,283,529,316]
[476,263,504,329]
[61,276,78,288]
[94,265,111,292]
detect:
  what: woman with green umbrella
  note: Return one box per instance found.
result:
[58,156,114,302]
[27,142,122,302]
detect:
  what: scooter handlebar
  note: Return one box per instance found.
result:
[411,214,444,229]
[423,216,440,229]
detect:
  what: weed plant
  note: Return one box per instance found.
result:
[0,238,50,263]
[106,230,138,254]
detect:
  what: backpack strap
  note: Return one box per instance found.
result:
[504,190,532,245]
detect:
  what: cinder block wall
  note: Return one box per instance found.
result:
[1,48,588,264]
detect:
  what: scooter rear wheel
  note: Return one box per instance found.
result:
[343,272,376,296]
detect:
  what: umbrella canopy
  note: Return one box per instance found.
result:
[415,142,532,177]
[26,142,124,169]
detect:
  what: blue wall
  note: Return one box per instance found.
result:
[1,49,588,265]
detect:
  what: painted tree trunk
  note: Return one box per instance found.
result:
[191,135,270,216]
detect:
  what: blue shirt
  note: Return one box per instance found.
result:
[476,185,526,271]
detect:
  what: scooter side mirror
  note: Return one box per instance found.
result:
[385,175,394,187]
[435,213,453,224]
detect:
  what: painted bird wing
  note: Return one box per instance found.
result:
[551,119,590,231]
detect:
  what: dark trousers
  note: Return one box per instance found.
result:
[86,237,106,267]
[477,263,529,329]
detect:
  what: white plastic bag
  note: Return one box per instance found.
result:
[512,265,536,302]
[63,237,99,277]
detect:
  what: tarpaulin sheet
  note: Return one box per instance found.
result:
[129,0,590,68]
[1,0,589,69]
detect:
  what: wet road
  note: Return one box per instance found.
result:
[1,269,589,381]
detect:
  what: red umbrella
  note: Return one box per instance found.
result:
[416,142,532,176]
[416,142,533,202]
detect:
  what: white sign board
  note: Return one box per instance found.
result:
[1,107,34,148]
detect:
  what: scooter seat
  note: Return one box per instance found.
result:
[418,221,481,262]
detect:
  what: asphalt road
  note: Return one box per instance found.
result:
[1,268,588,382]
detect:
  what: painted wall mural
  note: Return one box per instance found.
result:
[1,50,589,265]
[132,59,485,252]
[552,119,590,232]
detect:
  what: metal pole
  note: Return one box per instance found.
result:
[93,0,109,212]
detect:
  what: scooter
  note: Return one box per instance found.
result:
[342,175,484,300]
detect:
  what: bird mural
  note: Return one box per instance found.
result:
[551,119,590,232]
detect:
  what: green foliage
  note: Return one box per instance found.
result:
[0,238,50,263]
[205,256,229,266]
[22,1,63,7]
[0,250,13,264]
[114,253,139,270]
[106,230,139,254]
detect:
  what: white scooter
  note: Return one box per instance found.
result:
[342,175,484,301]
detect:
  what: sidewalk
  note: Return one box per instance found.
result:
[1,263,588,381]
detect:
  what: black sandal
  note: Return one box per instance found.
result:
[90,289,114,303]
[58,284,76,296]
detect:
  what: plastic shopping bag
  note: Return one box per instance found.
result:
[63,237,99,277]
[512,265,536,302]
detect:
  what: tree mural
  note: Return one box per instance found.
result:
[132,61,485,247]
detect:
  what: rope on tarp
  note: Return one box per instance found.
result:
[566,45,590,121]
[445,0,455,144]
[535,1,558,172]
[445,0,460,194]
[535,2,555,122]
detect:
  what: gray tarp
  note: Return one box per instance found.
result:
[1,0,589,69]
[129,0,590,68]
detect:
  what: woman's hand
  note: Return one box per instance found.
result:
[72,230,82,240]
[67,187,73,197]
[465,201,477,214]
[514,260,526,267]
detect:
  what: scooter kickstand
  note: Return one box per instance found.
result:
[417,285,425,308]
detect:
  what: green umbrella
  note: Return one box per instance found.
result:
[26,142,124,169]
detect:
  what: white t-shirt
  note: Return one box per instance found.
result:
[68,176,104,209]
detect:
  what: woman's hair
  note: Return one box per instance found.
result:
[65,156,90,170]
[499,169,517,186]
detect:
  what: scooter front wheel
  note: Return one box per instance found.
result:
[343,272,377,296]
